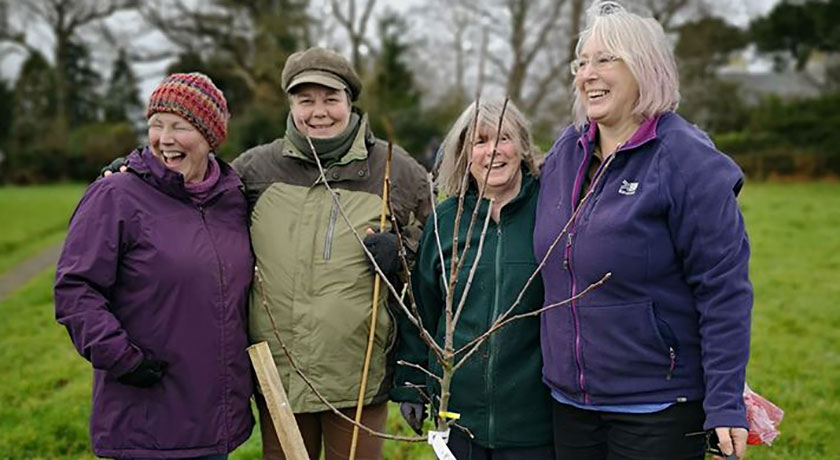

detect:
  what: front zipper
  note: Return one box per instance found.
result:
[566,147,615,404]
[487,223,503,444]
[197,204,232,441]
[323,193,340,260]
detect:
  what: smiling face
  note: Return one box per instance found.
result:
[575,36,639,130]
[468,126,522,201]
[147,112,211,184]
[290,83,351,139]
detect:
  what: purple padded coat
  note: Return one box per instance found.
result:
[54,148,254,458]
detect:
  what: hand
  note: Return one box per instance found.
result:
[363,228,401,277]
[713,426,748,460]
[100,157,128,178]
[399,402,427,435]
[117,359,168,388]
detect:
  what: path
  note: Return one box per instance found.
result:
[0,243,62,301]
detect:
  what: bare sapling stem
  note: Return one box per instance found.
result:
[254,266,424,442]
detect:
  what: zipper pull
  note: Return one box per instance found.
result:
[667,347,676,380]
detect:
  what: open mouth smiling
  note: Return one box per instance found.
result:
[587,89,609,100]
[162,151,186,165]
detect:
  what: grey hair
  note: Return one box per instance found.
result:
[572,0,680,128]
[436,98,539,197]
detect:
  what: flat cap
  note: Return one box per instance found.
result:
[282,47,362,101]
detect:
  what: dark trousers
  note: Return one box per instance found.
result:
[551,400,706,460]
[448,429,555,460]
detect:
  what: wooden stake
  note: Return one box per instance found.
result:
[348,145,393,460]
[248,341,309,460]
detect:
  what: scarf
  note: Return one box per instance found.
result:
[285,112,361,166]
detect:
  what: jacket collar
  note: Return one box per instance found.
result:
[466,168,537,215]
[127,147,241,204]
[577,112,666,155]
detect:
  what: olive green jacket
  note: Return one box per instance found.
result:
[232,116,430,412]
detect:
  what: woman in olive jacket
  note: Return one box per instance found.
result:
[391,99,553,459]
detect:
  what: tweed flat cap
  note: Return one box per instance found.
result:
[282,47,362,101]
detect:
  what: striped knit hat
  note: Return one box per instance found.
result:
[145,73,229,151]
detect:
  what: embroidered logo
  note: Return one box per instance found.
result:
[618,180,639,196]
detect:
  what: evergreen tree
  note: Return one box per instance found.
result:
[0,79,13,145]
[104,49,142,123]
[13,52,56,141]
[63,40,102,126]
[363,12,438,160]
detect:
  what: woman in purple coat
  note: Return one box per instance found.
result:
[54,73,254,459]
[534,2,752,460]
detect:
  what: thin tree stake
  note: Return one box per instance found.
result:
[348,144,393,460]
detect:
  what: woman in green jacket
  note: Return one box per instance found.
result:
[390,99,553,459]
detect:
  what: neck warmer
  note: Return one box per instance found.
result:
[285,112,361,166]
[184,155,221,204]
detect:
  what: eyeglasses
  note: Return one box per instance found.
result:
[569,53,621,76]
[685,430,737,460]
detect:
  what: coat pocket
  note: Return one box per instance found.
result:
[578,300,674,397]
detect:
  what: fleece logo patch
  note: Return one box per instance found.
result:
[618,180,639,196]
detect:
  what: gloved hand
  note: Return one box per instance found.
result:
[117,359,168,388]
[399,402,427,435]
[99,156,128,178]
[363,230,401,277]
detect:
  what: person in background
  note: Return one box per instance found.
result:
[391,99,554,459]
[534,2,752,459]
[55,73,254,459]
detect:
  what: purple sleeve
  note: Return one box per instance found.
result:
[54,180,143,376]
[662,133,752,430]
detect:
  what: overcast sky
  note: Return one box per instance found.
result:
[1,0,782,101]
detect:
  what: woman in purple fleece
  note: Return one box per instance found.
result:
[54,73,254,460]
[534,2,752,460]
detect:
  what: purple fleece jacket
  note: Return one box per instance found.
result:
[55,148,254,458]
[534,112,752,430]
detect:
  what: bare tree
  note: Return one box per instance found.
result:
[137,0,310,105]
[0,0,137,124]
[328,0,377,73]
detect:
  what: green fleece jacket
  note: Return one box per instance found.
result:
[232,116,430,413]
[390,173,552,448]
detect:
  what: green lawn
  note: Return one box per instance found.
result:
[0,182,837,458]
[0,184,86,275]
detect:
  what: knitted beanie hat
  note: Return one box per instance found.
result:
[145,73,229,151]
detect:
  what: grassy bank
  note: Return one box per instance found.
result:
[0,184,86,275]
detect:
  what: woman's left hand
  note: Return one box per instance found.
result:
[713,426,748,459]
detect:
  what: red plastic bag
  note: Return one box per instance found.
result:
[744,384,784,446]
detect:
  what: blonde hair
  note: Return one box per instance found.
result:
[437,98,539,197]
[572,0,680,128]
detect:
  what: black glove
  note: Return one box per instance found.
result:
[99,156,128,178]
[117,359,168,388]
[363,231,401,277]
[399,402,427,435]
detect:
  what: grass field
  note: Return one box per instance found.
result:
[0,182,837,459]
[0,184,86,275]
